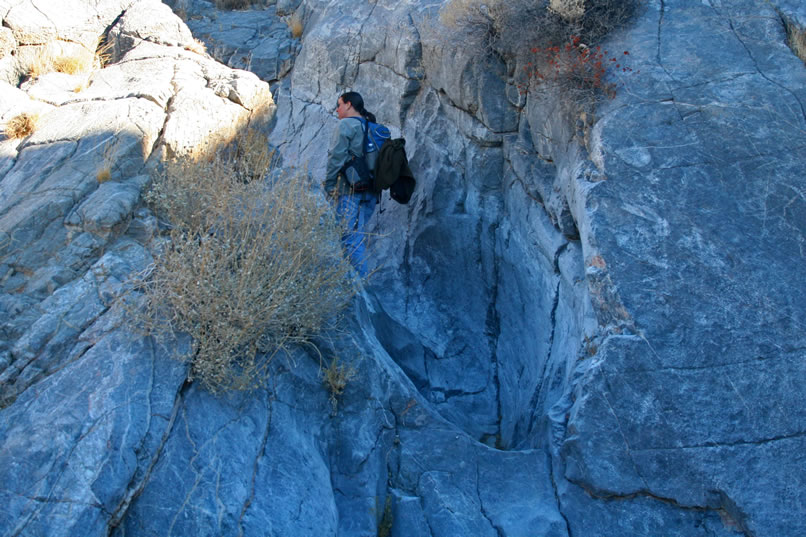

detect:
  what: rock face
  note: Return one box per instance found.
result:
[0,0,804,536]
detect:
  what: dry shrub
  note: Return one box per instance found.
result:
[519,37,636,103]
[3,112,38,139]
[549,0,585,20]
[214,0,252,10]
[322,356,357,412]
[138,130,357,393]
[230,127,275,182]
[439,0,641,59]
[439,0,641,104]
[439,0,560,58]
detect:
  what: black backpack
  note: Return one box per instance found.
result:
[373,138,415,204]
[343,118,415,204]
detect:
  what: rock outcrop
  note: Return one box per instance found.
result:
[1,0,804,536]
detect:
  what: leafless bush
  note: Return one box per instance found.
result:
[214,0,252,10]
[136,130,358,393]
[549,0,585,20]
[439,0,641,60]
[438,0,641,105]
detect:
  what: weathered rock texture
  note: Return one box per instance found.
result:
[1,0,804,536]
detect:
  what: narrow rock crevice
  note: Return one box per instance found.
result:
[568,478,754,537]
[709,2,806,122]
[633,430,806,451]
[656,0,676,83]
[483,215,503,446]
[548,454,573,537]
[106,372,191,534]
[475,463,505,537]
[236,393,272,536]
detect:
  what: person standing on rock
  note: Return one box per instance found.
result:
[323,91,379,277]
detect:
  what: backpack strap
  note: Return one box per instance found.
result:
[347,116,369,159]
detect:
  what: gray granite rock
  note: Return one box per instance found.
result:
[0,304,187,537]
[553,2,806,536]
[185,7,300,82]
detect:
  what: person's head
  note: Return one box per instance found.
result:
[337,91,376,123]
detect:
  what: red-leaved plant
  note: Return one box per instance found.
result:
[517,35,636,100]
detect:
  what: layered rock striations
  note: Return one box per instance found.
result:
[0,0,804,536]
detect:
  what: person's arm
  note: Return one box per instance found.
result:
[324,120,355,197]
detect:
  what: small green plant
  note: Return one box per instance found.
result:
[322,355,357,412]
[137,129,358,393]
[3,112,38,139]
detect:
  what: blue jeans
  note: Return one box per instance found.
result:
[334,191,377,277]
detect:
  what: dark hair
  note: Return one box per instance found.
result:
[340,91,376,123]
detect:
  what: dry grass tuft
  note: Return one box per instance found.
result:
[52,54,92,74]
[25,37,112,80]
[230,127,275,182]
[322,356,357,412]
[3,113,38,139]
[95,38,114,68]
[96,141,117,183]
[184,38,207,55]
[288,13,304,39]
[785,20,806,64]
[135,129,358,393]
[26,51,53,79]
